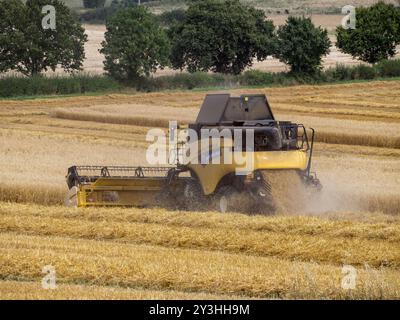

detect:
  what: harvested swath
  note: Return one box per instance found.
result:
[1,206,400,268]
[3,117,152,146]
[277,113,400,149]
[1,233,399,299]
[2,202,400,242]
[274,103,400,121]
[0,280,240,300]
[316,131,400,149]
[299,97,400,111]
[53,109,170,128]
[314,143,400,158]
[52,104,197,128]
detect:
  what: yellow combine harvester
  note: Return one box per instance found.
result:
[66,94,321,213]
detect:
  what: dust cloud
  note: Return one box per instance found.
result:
[262,170,363,216]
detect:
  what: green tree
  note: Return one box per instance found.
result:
[100,6,170,81]
[0,0,26,73]
[169,0,275,75]
[336,2,400,64]
[274,16,331,74]
[0,0,87,76]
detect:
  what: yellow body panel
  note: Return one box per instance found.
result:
[77,178,166,207]
[188,150,308,195]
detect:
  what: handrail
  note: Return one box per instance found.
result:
[306,128,315,177]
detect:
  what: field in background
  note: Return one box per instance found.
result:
[119,0,399,14]
[81,20,400,76]
[245,0,397,12]
[82,22,333,75]
[74,1,400,75]
[1,80,400,299]
[67,0,397,11]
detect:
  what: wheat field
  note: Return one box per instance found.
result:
[0,80,400,299]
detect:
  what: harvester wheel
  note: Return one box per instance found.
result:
[259,170,307,213]
[214,186,246,213]
[181,180,205,211]
[249,184,276,214]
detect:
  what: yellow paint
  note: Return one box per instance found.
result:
[188,150,308,195]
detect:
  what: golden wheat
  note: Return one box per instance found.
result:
[357,194,400,216]
[0,184,65,206]
[0,280,240,300]
[2,202,400,242]
[1,203,399,268]
[1,232,400,299]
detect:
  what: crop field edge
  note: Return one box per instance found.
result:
[1,76,400,101]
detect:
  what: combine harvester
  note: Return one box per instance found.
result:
[66,94,321,213]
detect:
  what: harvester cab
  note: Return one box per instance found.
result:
[66,94,321,213]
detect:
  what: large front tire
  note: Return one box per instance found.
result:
[180,180,206,211]
[213,185,250,213]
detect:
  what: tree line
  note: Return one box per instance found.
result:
[1,0,399,83]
